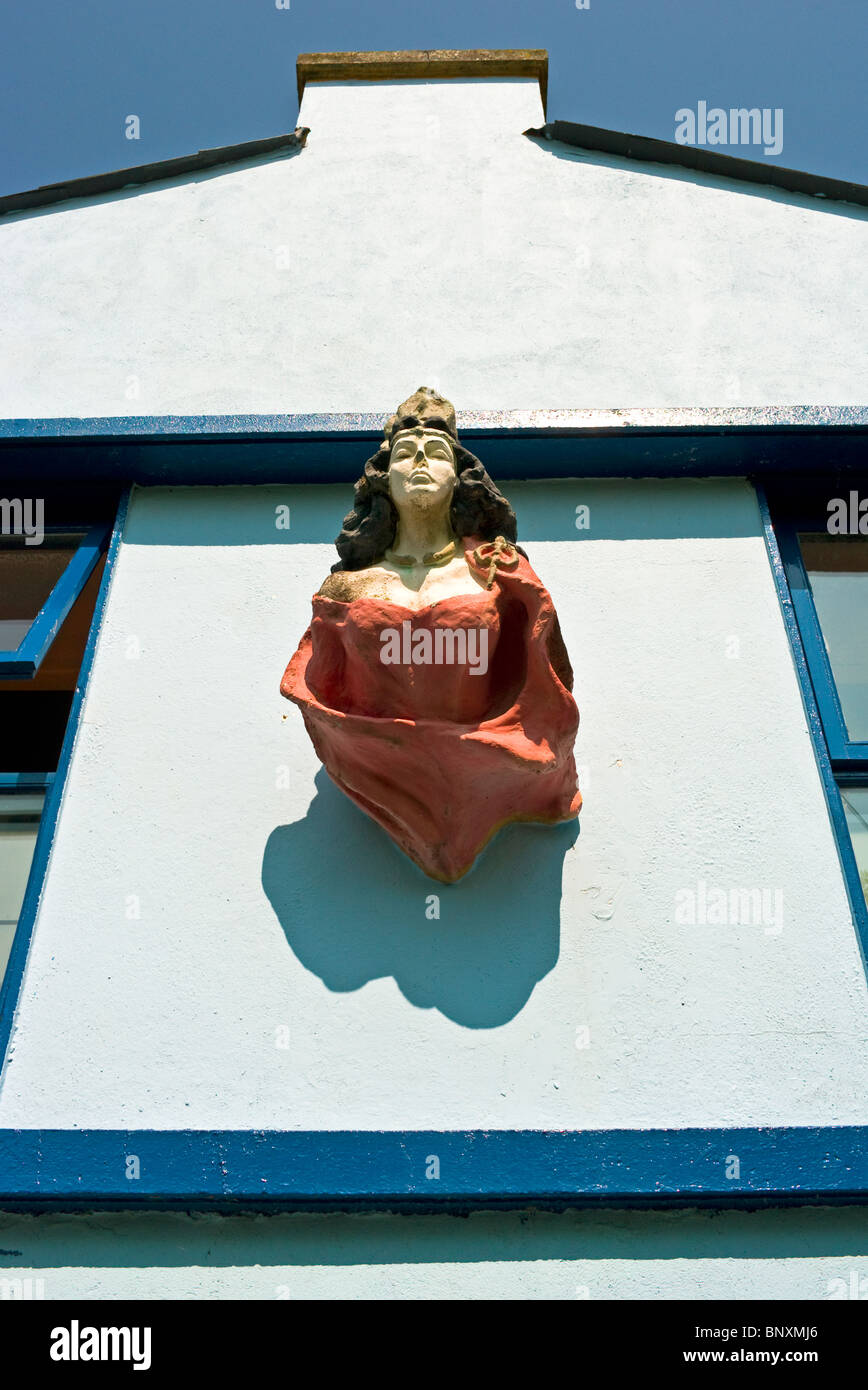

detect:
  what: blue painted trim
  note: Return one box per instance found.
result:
[0,772,54,792]
[0,409,866,484]
[757,487,868,977]
[0,1126,865,1209]
[0,523,109,678]
[0,493,129,1072]
[774,521,851,760]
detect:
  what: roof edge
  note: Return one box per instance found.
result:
[0,129,309,219]
[527,120,868,209]
[296,48,548,113]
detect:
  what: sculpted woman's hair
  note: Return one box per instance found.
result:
[333,387,518,572]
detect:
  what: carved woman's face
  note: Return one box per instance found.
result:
[388,429,457,512]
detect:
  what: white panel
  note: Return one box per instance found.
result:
[1,479,865,1130]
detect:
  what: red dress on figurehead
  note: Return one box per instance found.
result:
[281,536,581,882]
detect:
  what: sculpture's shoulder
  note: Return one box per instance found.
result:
[317,569,355,602]
[317,566,391,603]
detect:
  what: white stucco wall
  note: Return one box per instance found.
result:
[3,1205,868,1300]
[1,477,865,1131]
[0,77,866,417]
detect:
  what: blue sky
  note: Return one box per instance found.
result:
[1,0,865,196]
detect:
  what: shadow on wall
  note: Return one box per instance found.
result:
[262,768,578,1028]
[4,1204,868,1275]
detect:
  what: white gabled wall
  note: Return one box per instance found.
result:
[2,69,867,1301]
[0,77,865,417]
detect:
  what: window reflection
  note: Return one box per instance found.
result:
[841,788,868,911]
[0,532,85,651]
[798,535,868,742]
[0,793,45,984]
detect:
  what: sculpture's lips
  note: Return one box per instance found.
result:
[409,469,435,482]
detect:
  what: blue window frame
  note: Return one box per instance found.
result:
[775,517,868,769]
[0,523,109,679]
[760,485,868,966]
[0,515,112,998]
[0,512,114,1011]
[775,511,868,925]
[0,491,124,1025]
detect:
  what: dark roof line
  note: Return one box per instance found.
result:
[2,115,863,220]
[527,121,868,209]
[0,129,309,218]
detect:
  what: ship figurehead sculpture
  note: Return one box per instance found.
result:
[281,388,582,882]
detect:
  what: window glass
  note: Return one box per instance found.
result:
[841,788,868,911]
[798,535,868,742]
[0,792,45,983]
[0,531,86,650]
